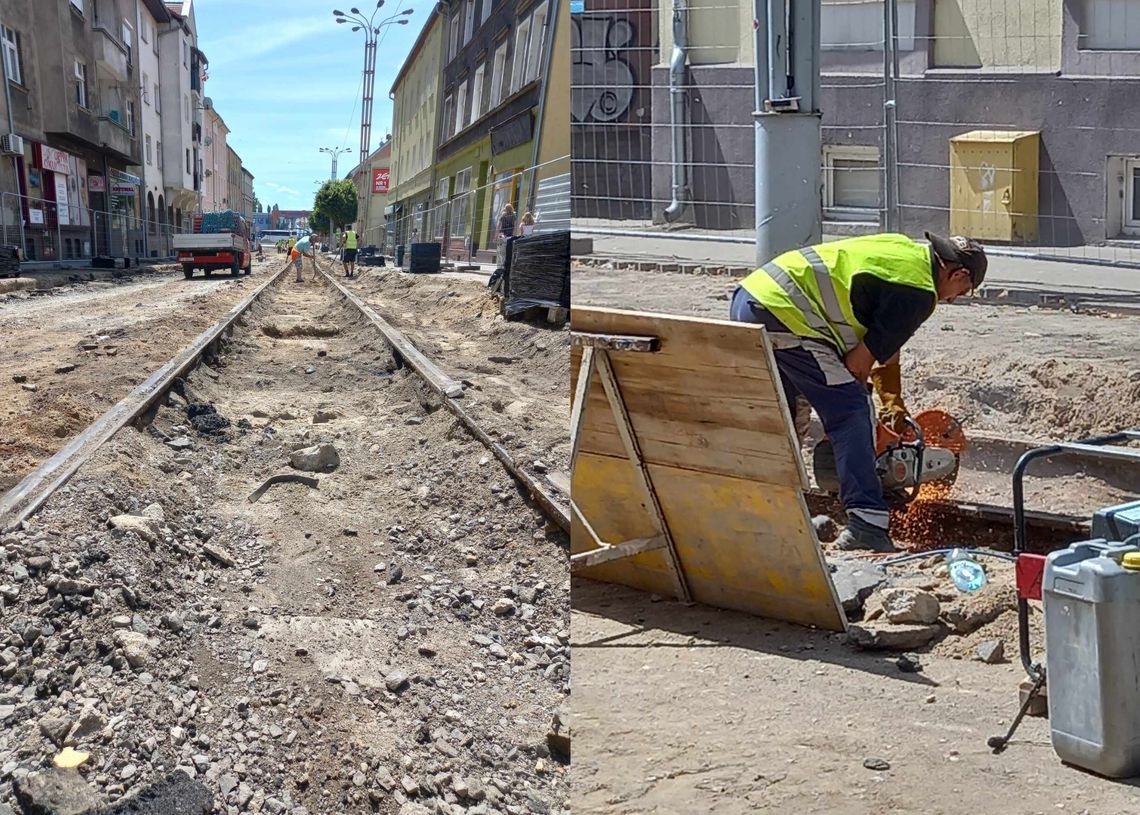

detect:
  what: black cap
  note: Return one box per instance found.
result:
[926,232,987,289]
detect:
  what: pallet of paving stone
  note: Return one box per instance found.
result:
[570,306,847,631]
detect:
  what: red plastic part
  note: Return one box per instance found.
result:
[1016,553,1046,601]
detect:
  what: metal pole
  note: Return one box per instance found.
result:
[754,0,821,264]
[752,0,769,112]
[882,0,898,231]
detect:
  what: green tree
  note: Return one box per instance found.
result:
[312,179,357,235]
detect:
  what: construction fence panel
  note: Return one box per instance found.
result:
[570,0,1140,270]
[382,154,571,267]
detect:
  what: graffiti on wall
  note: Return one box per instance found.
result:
[571,16,636,123]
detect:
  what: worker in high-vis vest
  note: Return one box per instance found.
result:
[340,225,359,278]
[730,232,987,553]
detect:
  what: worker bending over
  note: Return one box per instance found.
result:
[282,233,316,283]
[730,232,987,552]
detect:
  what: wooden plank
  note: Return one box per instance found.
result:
[569,346,594,475]
[574,452,846,631]
[570,306,843,631]
[571,332,660,352]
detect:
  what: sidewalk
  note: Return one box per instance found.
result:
[576,229,1140,305]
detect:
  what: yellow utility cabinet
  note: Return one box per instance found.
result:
[949,130,1039,242]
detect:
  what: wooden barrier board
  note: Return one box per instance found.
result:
[571,306,847,632]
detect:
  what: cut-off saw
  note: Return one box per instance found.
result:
[813,409,967,506]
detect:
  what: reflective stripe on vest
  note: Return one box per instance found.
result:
[760,261,842,348]
[800,246,860,351]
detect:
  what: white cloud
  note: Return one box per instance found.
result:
[262,182,301,196]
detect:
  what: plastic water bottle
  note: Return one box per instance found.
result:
[947,549,987,593]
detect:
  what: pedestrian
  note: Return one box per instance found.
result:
[498,204,516,241]
[728,232,987,552]
[519,211,536,236]
[282,233,316,283]
[340,224,358,278]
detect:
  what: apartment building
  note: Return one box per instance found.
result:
[157,0,203,231]
[200,103,228,210]
[432,0,555,261]
[240,166,253,219]
[0,0,144,260]
[388,12,444,250]
[225,144,240,213]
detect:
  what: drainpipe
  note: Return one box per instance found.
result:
[527,0,561,215]
[662,0,689,223]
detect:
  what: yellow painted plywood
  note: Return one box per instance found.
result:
[570,306,847,632]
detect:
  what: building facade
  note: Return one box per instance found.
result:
[201,104,228,210]
[388,12,444,251]
[628,0,1140,248]
[157,0,203,232]
[239,166,253,219]
[0,0,144,260]
[348,139,391,248]
[136,0,172,256]
[225,144,240,212]
[432,0,554,262]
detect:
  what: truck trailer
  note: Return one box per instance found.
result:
[174,211,252,279]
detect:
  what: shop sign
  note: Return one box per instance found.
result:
[111,169,141,186]
[111,183,136,196]
[39,145,72,174]
[373,167,390,194]
[88,175,106,193]
[55,175,71,226]
[28,208,44,225]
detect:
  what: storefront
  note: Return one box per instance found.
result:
[16,143,93,261]
[433,141,489,263]
[482,111,536,256]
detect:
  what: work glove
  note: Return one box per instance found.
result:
[869,357,911,434]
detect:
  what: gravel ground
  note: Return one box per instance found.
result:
[349,269,570,492]
[0,258,279,493]
[0,262,569,814]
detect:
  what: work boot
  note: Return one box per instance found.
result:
[835,515,897,553]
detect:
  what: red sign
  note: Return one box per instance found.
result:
[372,167,390,194]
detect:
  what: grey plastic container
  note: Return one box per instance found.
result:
[1043,540,1140,778]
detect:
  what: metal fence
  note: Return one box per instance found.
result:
[570,0,1140,269]
[380,153,571,266]
[0,190,193,264]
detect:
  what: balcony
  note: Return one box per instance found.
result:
[97,115,139,164]
[93,27,130,82]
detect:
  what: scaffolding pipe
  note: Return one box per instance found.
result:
[663,0,690,223]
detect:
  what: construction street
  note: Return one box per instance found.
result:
[570,262,1140,814]
[0,258,571,813]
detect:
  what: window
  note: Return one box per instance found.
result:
[451,167,473,238]
[142,72,150,103]
[442,92,454,139]
[822,145,880,220]
[821,0,915,52]
[155,83,161,113]
[455,80,468,133]
[470,62,485,122]
[158,140,163,168]
[510,17,531,94]
[183,40,188,68]
[127,100,136,135]
[74,61,88,108]
[122,21,133,64]
[186,149,191,174]
[463,0,475,45]
[480,0,492,26]
[146,135,153,164]
[141,20,149,43]
[525,1,548,83]
[2,26,22,86]
[490,40,508,107]
[1081,0,1140,50]
[184,94,189,123]
[449,15,460,60]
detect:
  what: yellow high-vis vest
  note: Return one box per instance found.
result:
[343,230,358,249]
[738,233,936,354]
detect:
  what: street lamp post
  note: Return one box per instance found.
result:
[319,146,351,181]
[333,3,414,169]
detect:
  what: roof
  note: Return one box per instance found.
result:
[389,12,443,96]
[240,167,254,179]
[141,0,172,22]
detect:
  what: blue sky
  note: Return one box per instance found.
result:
[194,0,428,210]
